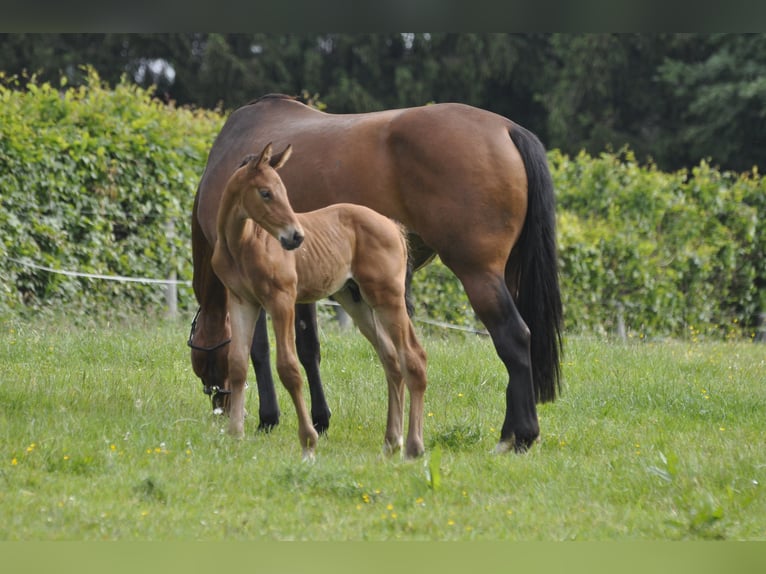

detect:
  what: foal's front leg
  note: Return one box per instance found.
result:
[270,300,319,460]
[227,297,261,438]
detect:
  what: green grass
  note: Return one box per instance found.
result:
[1,316,764,540]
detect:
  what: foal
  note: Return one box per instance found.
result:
[211,142,428,460]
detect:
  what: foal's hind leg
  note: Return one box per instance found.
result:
[368,302,428,459]
[333,289,409,456]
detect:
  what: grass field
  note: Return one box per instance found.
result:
[0,316,764,541]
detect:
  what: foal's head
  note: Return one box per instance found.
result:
[233,142,304,250]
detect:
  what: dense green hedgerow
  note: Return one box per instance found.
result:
[1,72,764,338]
[0,69,223,318]
[552,149,765,339]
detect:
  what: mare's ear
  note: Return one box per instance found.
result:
[253,142,274,171]
[270,144,293,170]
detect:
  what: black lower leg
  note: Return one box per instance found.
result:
[251,309,280,431]
[295,303,331,433]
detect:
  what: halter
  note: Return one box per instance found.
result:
[187,308,232,403]
[187,308,232,352]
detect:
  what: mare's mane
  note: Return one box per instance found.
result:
[246,93,299,106]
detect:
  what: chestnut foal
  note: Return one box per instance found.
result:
[211,143,427,460]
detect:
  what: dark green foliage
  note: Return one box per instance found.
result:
[0,69,223,317]
[3,33,766,172]
[2,71,764,339]
[553,149,765,338]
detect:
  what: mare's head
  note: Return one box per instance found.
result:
[188,304,233,413]
[232,142,305,250]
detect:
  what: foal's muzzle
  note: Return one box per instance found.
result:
[280,229,304,250]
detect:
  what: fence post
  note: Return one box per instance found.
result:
[616,301,627,341]
[166,219,178,318]
[755,311,766,343]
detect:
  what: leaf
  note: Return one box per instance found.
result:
[425,445,442,491]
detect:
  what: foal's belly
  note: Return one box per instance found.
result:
[292,245,352,304]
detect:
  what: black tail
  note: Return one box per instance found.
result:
[508,124,563,403]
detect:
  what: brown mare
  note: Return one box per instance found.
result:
[211,142,427,459]
[190,94,562,454]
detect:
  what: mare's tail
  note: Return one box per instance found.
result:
[508,124,563,403]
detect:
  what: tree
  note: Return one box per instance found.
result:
[658,33,766,172]
[542,34,674,166]
[2,33,765,171]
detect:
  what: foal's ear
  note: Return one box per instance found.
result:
[253,142,274,171]
[270,144,293,170]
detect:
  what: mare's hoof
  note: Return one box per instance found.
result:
[493,434,539,454]
[312,411,331,435]
[257,417,279,433]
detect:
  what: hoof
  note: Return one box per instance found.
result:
[515,433,539,453]
[302,452,316,463]
[257,419,279,434]
[383,436,404,457]
[258,412,280,433]
[312,411,331,435]
[405,444,425,460]
[493,435,539,454]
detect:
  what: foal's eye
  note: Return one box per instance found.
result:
[258,189,272,201]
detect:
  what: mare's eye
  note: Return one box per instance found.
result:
[259,189,272,201]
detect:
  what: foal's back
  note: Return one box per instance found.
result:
[293,203,407,305]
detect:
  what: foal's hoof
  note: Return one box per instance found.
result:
[302,449,316,463]
[405,445,425,460]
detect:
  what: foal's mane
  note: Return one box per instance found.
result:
[238,154,257,168]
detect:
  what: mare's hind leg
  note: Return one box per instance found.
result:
[227,297,262,438]
[250,310,280,431]
[295,303,331,433]
[458,271,538,453]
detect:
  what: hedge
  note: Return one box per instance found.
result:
[0,70,223,318]
[1,72,764,339]
[552,149,765,339]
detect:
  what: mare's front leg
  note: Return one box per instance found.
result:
[250,309,280,431]
[270,299,319,460]
[250,305,331,434]
[227,296,261,438]
[295,303,331,433]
